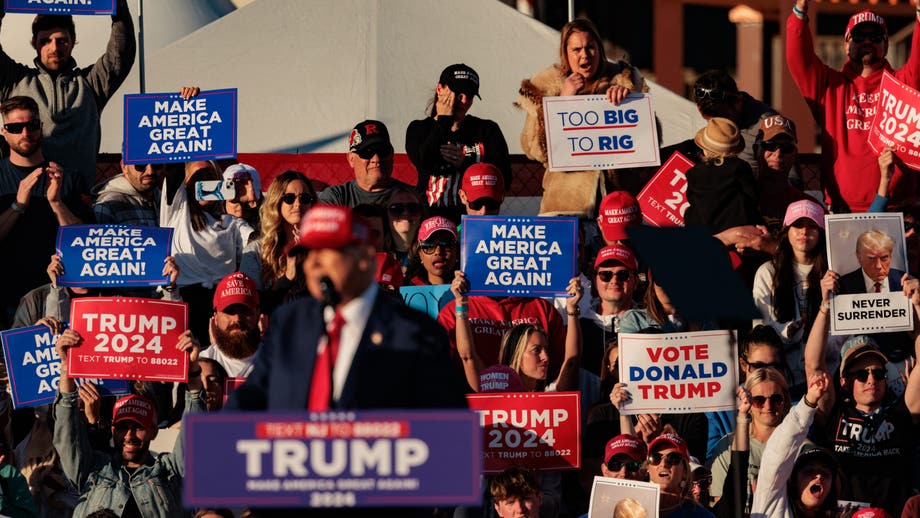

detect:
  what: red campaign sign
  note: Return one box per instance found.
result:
[636,151,694,227]
[466,391,580,473]
[69,298,188,382]
[868,71,920,170]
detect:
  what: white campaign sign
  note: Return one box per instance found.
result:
[543,94,660,172]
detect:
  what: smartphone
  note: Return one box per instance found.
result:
[195,180,236,201]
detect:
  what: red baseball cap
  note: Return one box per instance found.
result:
[213,272,259,312]
[852,509,891,518]
[375,252,404,287]
[648,432,689,461]
[112,394,157,430]
[418,216,457,242]
[289,204,371,255]
[461,163,504,202]
[604,434,647,464]
[594,244,638,270]
[598,191,640,242]
[845,10,887,41]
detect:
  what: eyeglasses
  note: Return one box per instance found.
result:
[354,144,394,160]
[694,87,734,103]
[848,368,886,383]
[751,393,785,408]
[388,202,422,217]
[419,239,456,254]
[606,459,642,473]
[468,198,500,212]
[597,270,632,283]
[850,33,885,44]
[281,193,315,206]
[760,141,796,154]
[3,119,41,133]
[692,477,712,489]
[131,164,164,172]
[744,360,782,370]
[648,452,684,468]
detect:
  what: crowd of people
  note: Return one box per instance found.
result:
[0,0,918,516]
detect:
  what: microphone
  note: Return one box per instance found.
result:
[319,276,341,309]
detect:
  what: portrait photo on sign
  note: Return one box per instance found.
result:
[825,213,913,335]
[588,476,660,518]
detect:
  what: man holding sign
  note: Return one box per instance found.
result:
[53,323,204,517]
[0,0,135,185]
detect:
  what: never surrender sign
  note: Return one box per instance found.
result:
[868,72,920,170]
[466,392,580,473]
[5,0,116,14]
[123,89,237,164]
[618,331,737,414]
[1,325,129,408]
[68,298,188,382]
[461,216,577,297]
[637,151,694,227]
[184,411,481,508]
[543,94,660,172]
[56,225,173,287]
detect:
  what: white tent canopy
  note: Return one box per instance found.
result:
[2,0,705,155]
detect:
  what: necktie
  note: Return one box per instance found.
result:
[874,282,882,293]
[308,312,346,411]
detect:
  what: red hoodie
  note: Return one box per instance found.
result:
[786,13,920,212]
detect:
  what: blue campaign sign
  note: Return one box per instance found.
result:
[460,216,578,297]
[5,0,116,14]
[184,411,481,508]
[123,89,237,164]
[56,225,173,288]
[1,325,129,408]
[399,285,453,319]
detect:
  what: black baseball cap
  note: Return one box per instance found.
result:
[348,120,393,156]
[439,63,481,99]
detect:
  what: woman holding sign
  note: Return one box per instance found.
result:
[450,271,583,393]
[517,18,647,217]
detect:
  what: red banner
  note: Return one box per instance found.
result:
[465,391,580,473]
[69,298,188,382]
[868,71,920,170]
[636,151,693,227]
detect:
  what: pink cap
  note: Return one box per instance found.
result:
[289,205,371,254]
[604,434,647,463]
[461,163,505,202]
[418,216,457,242]
[478,365,525,393]
[782,199,825,230]
[598,191,640,242]
[594,245,638,270]
[375,252,404,287]
[213,272,260,312]
[112,394,157,430]
[648,432,689,461]
[845,10,887,41]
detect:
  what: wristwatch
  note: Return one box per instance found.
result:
[10,202,24,214]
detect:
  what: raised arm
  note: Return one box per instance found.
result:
[804,270,837,420]
[903,281,920,422]
[53,328,100,489]
[451,270,483,391]
[85,0,136,111]
[554,277,583,391]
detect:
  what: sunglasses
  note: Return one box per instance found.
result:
[388,202,421,216]
[3,119,41,133]
[848,368,886,383]
[606,459,642,473]
[751,393,785,408]
[694,87,733,102]
[419,239,456,254]
[744,360,782,370]
[597,270,632,283]
[468,198,500,212]
[355,145,394,160]
[648,452,684,468]
[760,141,796,154]
[281,193,314,206]
[131,163,164,172]
[850,33,885,44]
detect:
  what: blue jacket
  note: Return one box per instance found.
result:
[53,390,205,518]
